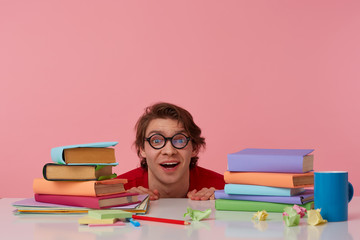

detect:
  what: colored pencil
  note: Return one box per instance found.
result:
[132,215,190,225]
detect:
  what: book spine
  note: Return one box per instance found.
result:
[42,163,50,180]
[42,163,99,181]
[224,184,292,196]
[35,194,100,208]
[50,142,118,165]
[214,199,313,212]
[50,147,66,164]
[33,178,97,196]
[227,154,304,173]
[214,190,304,204]
[224,171,296,188]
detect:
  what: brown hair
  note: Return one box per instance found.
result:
[135,102,205,169]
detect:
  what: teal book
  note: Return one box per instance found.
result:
[224,184,305,196]
[51,142,118,165]
[215,199,314,213]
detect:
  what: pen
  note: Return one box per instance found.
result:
[132,215,190,225]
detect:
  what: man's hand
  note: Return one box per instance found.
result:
[127,186,160,200]
[187,187,216,200]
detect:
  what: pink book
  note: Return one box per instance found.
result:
[34,192,140,209]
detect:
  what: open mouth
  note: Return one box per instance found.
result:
[160,162,180,169]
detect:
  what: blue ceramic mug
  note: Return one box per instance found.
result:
[314,171,354,222]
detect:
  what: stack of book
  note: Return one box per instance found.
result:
[13,195,150,214]
[215,148,315,212]
[33,142,142,209]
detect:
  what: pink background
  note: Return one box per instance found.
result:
[1,1,359,197]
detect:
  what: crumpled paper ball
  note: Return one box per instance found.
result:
[283,206,300,227]
[307,209,327,226]
[292,204,307,218]
[252,210,269,221]
[184,207,212,221]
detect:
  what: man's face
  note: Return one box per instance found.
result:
[140,118,196,186]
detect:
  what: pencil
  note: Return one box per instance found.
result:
[132,215,190,225]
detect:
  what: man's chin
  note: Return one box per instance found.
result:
[158,175,181,185]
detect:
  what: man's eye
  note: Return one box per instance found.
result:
[152,139,163,144]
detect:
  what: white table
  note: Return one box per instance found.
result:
[1,197,359,239]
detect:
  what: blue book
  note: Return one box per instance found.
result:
[224,184,305,196]
[227,148,314,173]
[51,142,118,165]
[215,189,314,205]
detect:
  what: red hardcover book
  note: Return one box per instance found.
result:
[34,192,140,209]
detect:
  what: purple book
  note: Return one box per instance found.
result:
[214,189,314,205]
[227,148,314,173]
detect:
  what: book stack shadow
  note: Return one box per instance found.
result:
[32,142,142,209]
[215,148,315,212]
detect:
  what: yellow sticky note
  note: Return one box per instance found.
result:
[307,209,327,226]
[78,216,117,225]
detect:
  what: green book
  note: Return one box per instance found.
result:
[215,199,314,213]
[88,209,133,219]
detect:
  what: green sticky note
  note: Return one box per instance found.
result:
[95,165,105,171]
[88,209,132,219]
[98,173,117,181]
[184,207,212,221]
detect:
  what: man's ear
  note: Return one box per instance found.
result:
[191,148,199,158]
[140,147,147,158]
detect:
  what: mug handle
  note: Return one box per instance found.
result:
[348,182,354,202]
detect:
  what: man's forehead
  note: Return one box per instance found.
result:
[146,118,185,134]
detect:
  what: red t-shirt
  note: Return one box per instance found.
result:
[116,166,225,191]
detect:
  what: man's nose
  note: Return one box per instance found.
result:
[161,140,177,155]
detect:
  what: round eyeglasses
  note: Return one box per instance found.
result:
[144,133,191,149]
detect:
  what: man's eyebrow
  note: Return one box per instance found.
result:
[147,130,187,136]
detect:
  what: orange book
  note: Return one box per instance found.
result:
[33,178,127,197]
[224,171,314,188]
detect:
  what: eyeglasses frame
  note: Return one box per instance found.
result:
[144,133,191,150]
